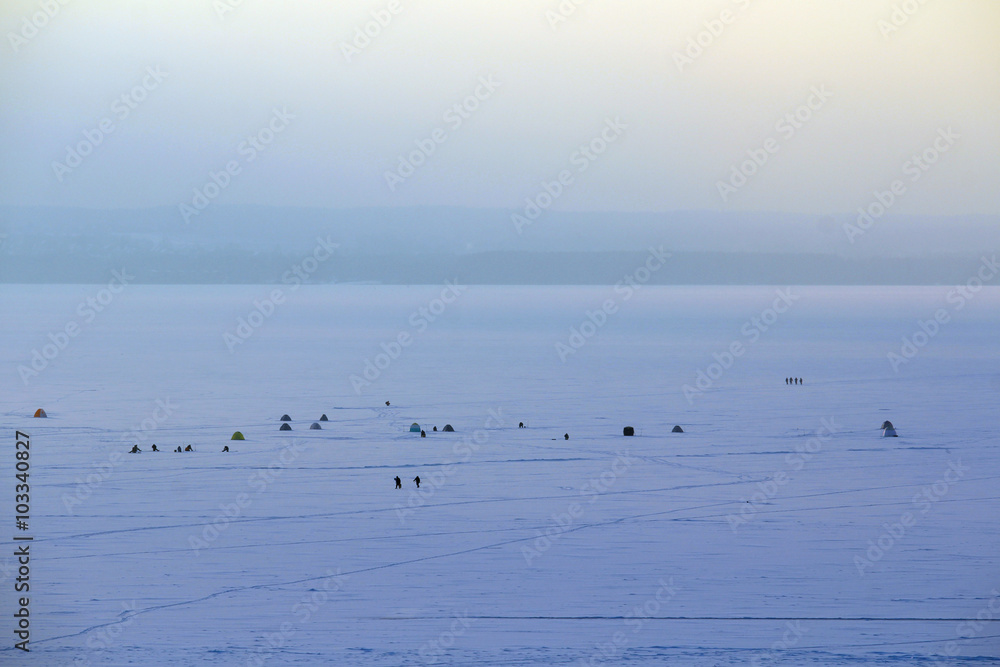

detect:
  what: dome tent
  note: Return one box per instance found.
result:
[623,426,634,436]
[280,414,292,421]
[409,423,421,433]
[881,420,897,437]
[34,408,47,418]
[310,423,322,430]
[231,431,245,440]
[279,423,292,431]
[319,414,329,421]
[442,424,455,432]
[672,425,684,433]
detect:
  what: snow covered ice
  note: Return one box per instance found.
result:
[2,284,998,665]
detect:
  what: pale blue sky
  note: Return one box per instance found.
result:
[1,0,997,215]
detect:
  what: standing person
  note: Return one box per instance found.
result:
[413,476,421,488]
[394,476,402,489]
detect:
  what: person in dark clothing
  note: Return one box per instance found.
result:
[184,444,193,451]
[519,422,525,428]
[175,446,182,452]
[151,444,159,452]
[385,401,390,406]
[413,476,420,488]
[129,445,140,453]
[564,433,569,440]
[394,476,402,489]
[433,426,437,431]
[420,430,426,438]
[222,446,229,452]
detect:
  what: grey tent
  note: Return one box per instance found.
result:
[310,423,322,430]
[672,425,684,433]
[279,423,292,431]
[319,414,329,421]
[442,424,455,432]
[280,414,291,421]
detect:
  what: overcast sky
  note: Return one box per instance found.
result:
[1,0,997,216]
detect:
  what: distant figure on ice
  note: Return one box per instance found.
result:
[222,446,229,452]
[386,401,390,406]
[175,446,182,453]
[184,444,193,452]
[394,476,402,489]
[151,444,159,452]
[564,433,569,440]
[519,422,525,428]
[413,476,421,488]
[420,430,426,438]
[433,426,438,431]
[799,378,803,384]
[129,445,140,453]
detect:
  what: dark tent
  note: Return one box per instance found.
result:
[442,424,455,432]
[310,423,322,430]
[280,414,291,421]
[319,414,329,421]
[623,426,634,436]
[672,425,684,433]
[279,423,292,431]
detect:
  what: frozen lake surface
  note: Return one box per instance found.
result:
[2,284,999,665]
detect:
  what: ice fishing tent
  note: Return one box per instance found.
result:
[280,414,291,421]
[409,423,421,432]
[442,424,455,432]
[231,431,245,440]
[881,420,897,437]
[623,426,634,436]
[672,425,684,433]
[310,423,322,430]
[319,414,329,421]
[279,423,292,431]
[34,408,47,418]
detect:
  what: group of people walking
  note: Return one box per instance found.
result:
[395,475,420,488]
[785,377,803,385]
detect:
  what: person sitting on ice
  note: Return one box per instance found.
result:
[413,476,421,488]
[394,476,402,489]
[184,444,193,452]
[175,446,182,452]
[519,422,525,428]
[129,444,140,453]
[222,446,229,452]
[151,444,159,452]
[564,433,569,440]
